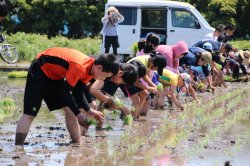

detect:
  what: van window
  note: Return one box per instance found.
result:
[115,7,137,25]
[171,9,198,29]
[141,9,166,29]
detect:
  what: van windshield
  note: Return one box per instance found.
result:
[192,8,211,28]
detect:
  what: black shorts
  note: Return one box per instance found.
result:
[104,36,119,48]
[119,85,143,97]
[24,60,74,117]
[101,80,143,97]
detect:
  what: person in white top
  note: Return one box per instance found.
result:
[101,6,124,56]
[203,24,225,41]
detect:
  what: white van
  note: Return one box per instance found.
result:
[101,0,214,58]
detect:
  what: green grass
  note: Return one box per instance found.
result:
[0,98,16,122]
[7,71,28,78]
[3,30,250,62]
[5,32,102,62]
[231,40,250,50]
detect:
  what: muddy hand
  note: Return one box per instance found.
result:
[147,86,157,94]
[77,113,89,128]
[88,109,104,123]
[104,97,117,109]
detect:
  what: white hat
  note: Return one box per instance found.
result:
[239,50,250,65]
[180,73,191,88]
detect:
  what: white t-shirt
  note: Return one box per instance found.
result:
[101,14,124,36]
[203,32,217,41]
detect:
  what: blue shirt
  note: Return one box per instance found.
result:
[193,39,222,52]
[179,47,210,77]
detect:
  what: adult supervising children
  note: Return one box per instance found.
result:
[101,6,124,56]
[15,47,119,146]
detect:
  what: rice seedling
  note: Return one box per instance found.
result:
[87,118,97,126]
[123,114,133,125]
[7,71,28,78]
[157,83,164,90]
[0,98,16,122]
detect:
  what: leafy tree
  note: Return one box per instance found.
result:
[2,0,250,39]
[5,0,106,38]
[207,0,237,26]
[236,0,250,38]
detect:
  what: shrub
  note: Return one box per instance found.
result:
[7,71,28,78]
[5,32,102,62]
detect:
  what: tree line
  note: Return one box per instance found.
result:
[3,0,250,39]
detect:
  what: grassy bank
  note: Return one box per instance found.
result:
[4,32,250,62]
[230,40,250,50]
[6,32,102,62]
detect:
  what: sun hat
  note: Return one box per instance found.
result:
[239,50,250,65]
[107,6,118,13]
[107,6,119,24]
[180,73,191,89]
[202,42,213,52]
[201,52,212,65]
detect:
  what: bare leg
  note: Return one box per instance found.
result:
[152,95,158,109]
[15,114,35,146]
[138,90,149,115]
[157,90,165,109]
[129,94,140,119]
[219,70,227,88]
[140,100,150,116]
[63,107,82,144]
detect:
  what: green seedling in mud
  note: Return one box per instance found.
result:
[111,109,120,120]
[123,114,133,125]
[198,82,205,90]
[130,106,136,112]
[87,118,97,126]
[157,83,164,90]
[7,71,28,78]
[127,138,144,156]
[93,87,250,165]
[0,98,16,122]
[114,97,124,108]
[224,75,233,82]
[120,130,132,143]
[145,88,249,161]
[103,109,109,116]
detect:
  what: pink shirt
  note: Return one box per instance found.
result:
[156,41,188,69]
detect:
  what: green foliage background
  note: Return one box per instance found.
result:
[4,32,250,62]
[2,0,250,62]
[3,0,250,39]
[5,32,101,61]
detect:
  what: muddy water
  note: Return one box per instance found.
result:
[0,74,250,166]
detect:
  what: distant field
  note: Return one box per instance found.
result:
[230,40,250,50]
[5,32,250,62]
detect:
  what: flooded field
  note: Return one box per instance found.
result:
[0,74,250,166]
